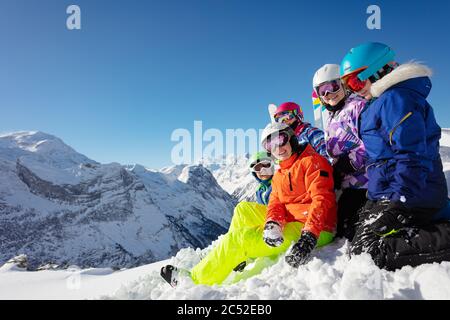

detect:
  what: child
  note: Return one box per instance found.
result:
[273,102,329,160]
[160,123,337,286]
[248,151,274,205]
[340,42,450,270]
[312,64,368,240]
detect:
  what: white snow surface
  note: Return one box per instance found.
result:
[2,239,450,300]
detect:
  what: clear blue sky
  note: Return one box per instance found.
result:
[1,0,449,168]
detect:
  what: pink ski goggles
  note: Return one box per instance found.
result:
[263,131,291,151]
[315,79,343,97]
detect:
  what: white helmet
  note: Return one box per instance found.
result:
[312,64,341,89]
[260,122,293,147]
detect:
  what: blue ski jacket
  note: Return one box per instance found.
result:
[253,173,272,206]
[360,63,448,209]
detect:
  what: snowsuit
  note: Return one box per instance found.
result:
[253,173,272,206]
[350,63,450,270]
[324,94,368,240]
[295,122,330,161]
[190,145,336,285]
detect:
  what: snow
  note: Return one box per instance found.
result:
[2,239,450,300]
[441,129,450,148]
[0,258,169,300]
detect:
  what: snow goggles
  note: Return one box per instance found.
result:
[274,111,297,124]
[345,72,368,92]
[263,131,291,151]
[250,160,273,173]
[315,80,342,97]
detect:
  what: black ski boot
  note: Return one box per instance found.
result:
[160,265,179,288]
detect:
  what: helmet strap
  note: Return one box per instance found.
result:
[369,62,399,83]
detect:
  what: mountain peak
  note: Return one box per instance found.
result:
[0,130,68,152]
[0,130,97,173]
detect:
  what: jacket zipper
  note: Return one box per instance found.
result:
[288,172,293,191]
[389,112,413,145]
[366,159,388,172]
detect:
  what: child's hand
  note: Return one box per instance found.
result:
[285,231,317,267]
[263,221,284,247]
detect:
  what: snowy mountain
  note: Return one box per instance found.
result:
[0,131,236,269]
[161,155,260,203]
[440,128,450,195]
[199,155,259,203]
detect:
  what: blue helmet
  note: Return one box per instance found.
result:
[340,42,396,81]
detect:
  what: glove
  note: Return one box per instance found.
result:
[369,201,412,236]
[333,154,356,175]
[263,221,284,247]
[285,231,317,268]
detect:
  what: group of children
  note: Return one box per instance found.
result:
[161,42,450,287]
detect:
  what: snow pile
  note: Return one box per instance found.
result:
[1,239,450,299]
[107,239,450,300]
[0,255,29,273]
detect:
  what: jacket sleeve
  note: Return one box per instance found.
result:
[306,126,330,161]
[379,93,431,206]
[302,157,336,237]
[266,180,288,227]
[347,99,368,171]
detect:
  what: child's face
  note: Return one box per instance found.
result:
[321,89,346,106]
[282,117,297,126]
[275,111,298,127]
[256,172,272,181]
[356,81,373,100]
[272,142,292,161]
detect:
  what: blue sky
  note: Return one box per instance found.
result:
[1,0,449,168]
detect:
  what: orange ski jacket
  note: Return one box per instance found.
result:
[266,144,337,237]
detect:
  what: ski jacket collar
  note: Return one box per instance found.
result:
[252,172,272,186]
[370,62,432,98]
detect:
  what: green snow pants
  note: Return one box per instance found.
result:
[191,201,334,285]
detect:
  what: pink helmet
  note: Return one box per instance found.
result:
[275,102,304,122]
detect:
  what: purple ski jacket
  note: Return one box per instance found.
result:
[325,94,368,189]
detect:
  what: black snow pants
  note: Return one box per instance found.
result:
[335,188,368,241]
[350,200,450,270]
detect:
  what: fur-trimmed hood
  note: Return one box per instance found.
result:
[370,62,433,98]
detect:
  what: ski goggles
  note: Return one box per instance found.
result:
[250,160,273,173]
[263,131,291,151]
[274,111,297,124]
[345,72,368,92]
[315,80,343,97]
